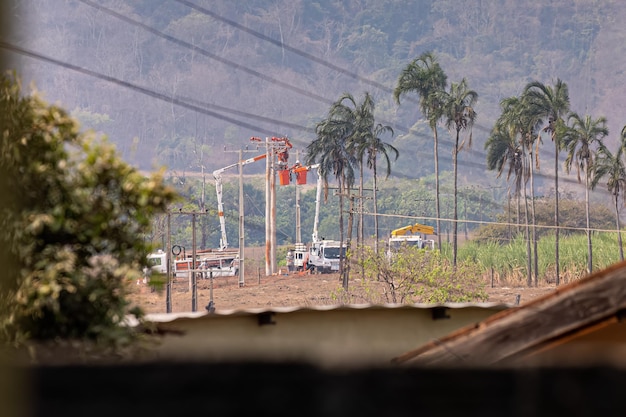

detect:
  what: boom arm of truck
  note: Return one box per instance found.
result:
[310,164,321,243]
[213,153,267,250]
[391,223,436,237]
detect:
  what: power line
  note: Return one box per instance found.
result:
[2,38,599,194]
[72,0,550,167]
[75,0,434,144]
[164,1,565,165]
[174,0,400,97]
[0,40,301,140]
[76,0,334,108]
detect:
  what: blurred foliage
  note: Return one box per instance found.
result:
[0,72,178,349]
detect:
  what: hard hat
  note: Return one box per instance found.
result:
[295,160,300,164]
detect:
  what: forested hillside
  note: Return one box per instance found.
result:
[10,0,624,172]
[6,0,626,244]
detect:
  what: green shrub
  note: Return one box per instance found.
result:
[0,72,178,348]
[356,246,487,304]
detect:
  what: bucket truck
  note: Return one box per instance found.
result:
[387,222,437,260]
[146,153,267,280]
[213,153,267,251]
[290,163,346,274]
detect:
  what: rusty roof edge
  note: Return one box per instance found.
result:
[392,259,626,367]
[139,301,510,323]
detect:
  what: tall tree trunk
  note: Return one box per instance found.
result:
[358,161,364,250]
[530,148,538,286]
[338,175,345,280]
[585,164,592,274]
[344,194,354,290]
[434,126,442,250]
[453,129,459,268]
[615,194,624,261]
[373,157,379,255]
[507,188,512,241]
[554,139,560,286]
[516,191,521,233]
[359,160,364,279]
[523,150,532,287]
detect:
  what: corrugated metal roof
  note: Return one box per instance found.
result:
[141,301,511,323]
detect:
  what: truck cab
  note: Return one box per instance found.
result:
[307,240,346,274]
[147,250,167,274]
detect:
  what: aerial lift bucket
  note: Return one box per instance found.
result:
[278,169,291,185]
[295,168,308,185]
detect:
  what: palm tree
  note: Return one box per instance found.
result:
[591,126,626,262]
[499,95,544,286]
[338,92,375,254]
[305,93,361,289]
[523,79,570,286]
[355,118,399,253]
[485,122,528,282]
[436,78,478,267]
[563,113,608,274]
[394,51,447,250]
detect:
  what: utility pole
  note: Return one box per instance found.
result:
[238,149,245,287]
[265,141,271,276]
[221,143,263,286]
[270,140,277,275]
[336,191,366,290]
[295,150,301,244]
[166,212,172,313]
[192,213,197,312]
[165,209,208,313]
[254,136,292,276]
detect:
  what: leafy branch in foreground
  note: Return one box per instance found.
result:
[0,72,178,352]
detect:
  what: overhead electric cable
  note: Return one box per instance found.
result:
[0,40,291,138]
[77,0,437,143]
[0,40,594,191]
[76,0,334,107]
[169,1,548,147]
[74,0,483,152]
[174,0,400,97]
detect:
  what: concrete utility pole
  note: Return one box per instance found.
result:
[265,141,272,276]
[166,212,172,313]
[295,150,301,243]
[269,140,277,275]
[192,213,197,312]
[220,144,264,286]
[238,149,245,287]
[256,136,292,276]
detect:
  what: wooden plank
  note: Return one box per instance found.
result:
[395,260,626,366]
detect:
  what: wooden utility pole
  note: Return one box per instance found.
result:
[165,209,208,313]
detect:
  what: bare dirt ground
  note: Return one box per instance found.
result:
[128,246,556,314]
[128,269,556,315]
